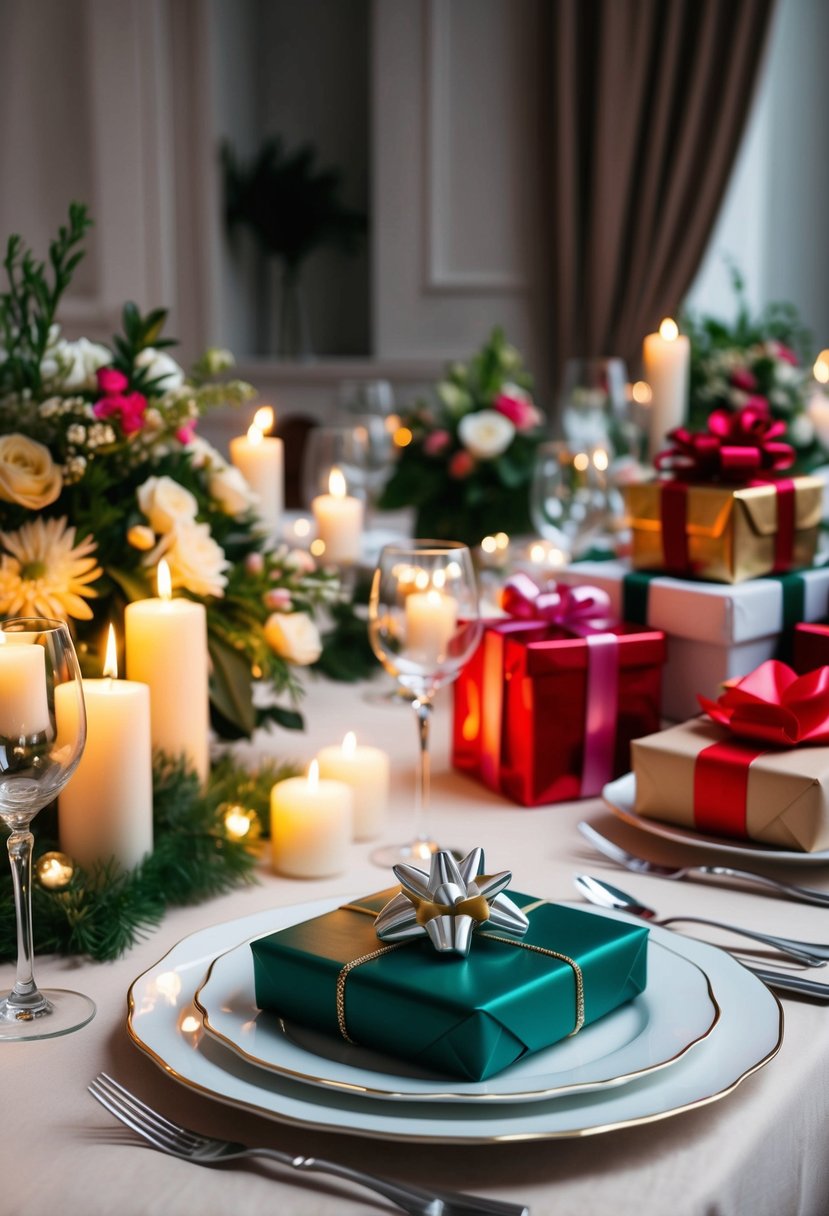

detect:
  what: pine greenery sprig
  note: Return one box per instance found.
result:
[0,752,298,963]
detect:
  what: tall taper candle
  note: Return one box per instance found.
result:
[642,317,690,459]
[125,559,210,784]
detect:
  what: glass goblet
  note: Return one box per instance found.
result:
[368,541,481,868]
[530,440,622,558]
[300,424,371,509]
[560,357,629,453]
[0,617,95,1039]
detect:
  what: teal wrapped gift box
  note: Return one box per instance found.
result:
[251,890,648,1082]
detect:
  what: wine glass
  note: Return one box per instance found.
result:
[301,424,370,508]
[560,357,629,453]
[0,617,95,1039]
[530,440,622,558]
[368,541,481,867]
[337,379,400,507]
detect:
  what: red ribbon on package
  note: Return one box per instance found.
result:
[654,407,798,572]
[500,574,619,796]
[655,406,794,483]
[694,661,829,836]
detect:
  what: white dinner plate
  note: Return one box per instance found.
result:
[193,929,719,1104]
[127,898,782,1143]
[604,772,829,865]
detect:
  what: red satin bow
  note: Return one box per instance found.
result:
[500,572,613,630]
[699,660,829,746]
[655,406,794,483]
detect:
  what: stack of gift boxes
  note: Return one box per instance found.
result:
[452,406,829,853]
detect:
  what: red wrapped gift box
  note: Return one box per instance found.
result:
[452,619,665,806]
[792,622,829,674]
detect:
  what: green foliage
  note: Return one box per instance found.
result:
[0,753,298,963]
[0,201,92,397]
[222,137,366,272]
[315,576,379,682]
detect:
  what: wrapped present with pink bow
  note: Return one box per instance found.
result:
[452,573,665,806]
[632,660,829,850]
[624,406,824,583]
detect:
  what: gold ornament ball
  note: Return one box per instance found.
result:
[36,852,75,891]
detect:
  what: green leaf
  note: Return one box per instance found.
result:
[108,567,152,603]
[208,634,257,737]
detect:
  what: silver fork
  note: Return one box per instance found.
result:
[89,1073,529,1216]
[579,821,829,912]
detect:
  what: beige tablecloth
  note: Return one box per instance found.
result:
[3,676,829,1216]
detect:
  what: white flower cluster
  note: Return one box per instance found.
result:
[135,475,230,598]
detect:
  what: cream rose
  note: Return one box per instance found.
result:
[208,462,259,517]
[134,347,186,391]
[137,475,199,534]
[152,521,229,598]
[0,434,63,509]
[457,409,515,460]
[264,612,322,665]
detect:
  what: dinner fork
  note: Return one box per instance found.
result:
[89,1073,530,1216]
[578,821,829,910]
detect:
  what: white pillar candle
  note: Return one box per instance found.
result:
[0,643,49,736]
[270,759,353,878]
[316,731,390,841]
[642,318,690,459]
[57,627,152,871]
[124,560,210,785]
[311,466,364,564]
[230,406,284,536]
[405,588,458,665]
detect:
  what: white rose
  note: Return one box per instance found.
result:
[0,433,63,509]
[151,521,229,598]
[137,475,199,534]
[135,347,186,391]
[44,337,111,391]
[208,462,259,517]
[457,409,515,460]
[264,612,322,665]
[185,435,224,470]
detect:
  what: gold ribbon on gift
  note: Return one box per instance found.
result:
[334,897,585,1046]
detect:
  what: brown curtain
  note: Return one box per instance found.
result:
[547,0,775,385]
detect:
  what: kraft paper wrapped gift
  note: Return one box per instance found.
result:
[250,889,649,1082]
[556,559,829,721]
[632,716,829,852]
[625,476,823,584]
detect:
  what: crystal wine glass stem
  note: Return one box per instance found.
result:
[6,827,44,1010]
[411,695,433,844]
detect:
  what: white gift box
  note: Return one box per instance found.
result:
[556,559,829,720]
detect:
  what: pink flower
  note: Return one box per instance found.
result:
[449,450,475,479]
[773,342,799,366]
[93,390,148,435]
[176,421,197,445]
[423,429,451,456]
[264,587,293,611]
[245,552,265,576]
[730,368,758,392]
[96,367,129,395]
[744,394,770,414]
[493,388,541,431]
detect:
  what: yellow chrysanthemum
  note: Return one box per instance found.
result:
[0,517,102,621]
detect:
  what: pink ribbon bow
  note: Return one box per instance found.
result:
[655,405,794,484]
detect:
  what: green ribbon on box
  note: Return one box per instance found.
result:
[250,890,648,1082]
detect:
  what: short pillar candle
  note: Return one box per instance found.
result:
[270,760,353,878]
[316,732,390,841]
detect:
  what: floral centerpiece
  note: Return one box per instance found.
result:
[683,269,826,470]
[377,328,545,547]
[0,204,341,741]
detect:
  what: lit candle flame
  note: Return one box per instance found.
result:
[342,731,356,757]
[103,624,118,679]
[246,419,263,445]
[253,405,274,434]
[328,467,346,498]
[157,559,172,601]
[308,758,320,790]
[659,317,679,342]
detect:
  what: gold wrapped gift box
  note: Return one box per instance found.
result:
[625,477,823,584]
[632,717,829,851]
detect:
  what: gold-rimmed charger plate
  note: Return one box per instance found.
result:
[193,928,719,1103]
[127,898,782,1143]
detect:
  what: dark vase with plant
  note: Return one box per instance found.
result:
[222,138,366,358]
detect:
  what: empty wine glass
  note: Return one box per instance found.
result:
[530,440,622,558]
[560,357,629,453]
[0,618,95,1039]
[337,379,400,506]
[301,424,370,508]
[368,542,481,867]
